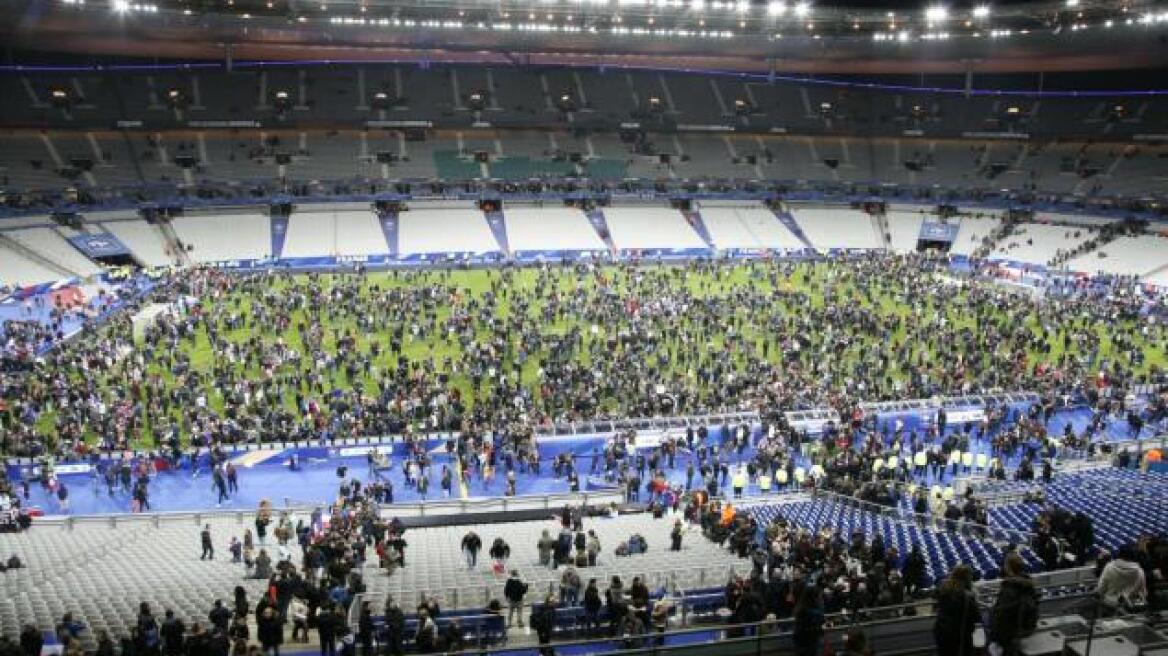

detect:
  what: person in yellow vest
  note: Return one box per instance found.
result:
[731,468,748,499]
[913,451,928,477]
[758,473,772,494]
[775,468,789,490]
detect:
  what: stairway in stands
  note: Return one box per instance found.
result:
[483,210,511,258]
[269,214,290,260]
[870,211,891,250]
[155,220,191,266]
[681,210,716,250]
[377,212,400,257]
[770,208,816,250]
[584,208,619,256]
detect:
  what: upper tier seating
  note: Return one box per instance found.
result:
[170,213,271,263]
[398,208,498,255]
[282,210,389,258]
[789,208,883,250]
[1,127,1167,201]
[697,205,800,251]
[601,207,707,251]
[4,67,1168,142]
[503,207,608,254]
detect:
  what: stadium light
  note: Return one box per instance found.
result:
[925,5,947,23]
[792,1,809,18]
[111,0,129,11]
[690,0,704,11]
[972,5,990,19]
[766,1,785,16]
[1064,0,1078,6]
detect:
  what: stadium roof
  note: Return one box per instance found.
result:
[1,0,1167,72]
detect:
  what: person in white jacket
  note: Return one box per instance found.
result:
[289,597,309,642]
[1096,547,1147,613]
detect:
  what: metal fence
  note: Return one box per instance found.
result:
[344,566,1101,656]
[26,490,627,530]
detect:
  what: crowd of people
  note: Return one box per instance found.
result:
[1,255,1163,463]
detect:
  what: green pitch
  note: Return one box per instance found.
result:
[27,261,1166,449]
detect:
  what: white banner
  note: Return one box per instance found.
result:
[334,445,395,458]
[944,409,986,424]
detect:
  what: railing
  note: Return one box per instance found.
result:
[542,411,760,437]
[3,415,763,466]
[371,491,626,518]
[25,491,626,529]
[855,391,1041,414]
[353,567,1101,656]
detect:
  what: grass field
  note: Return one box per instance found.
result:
[27,260,1167,449]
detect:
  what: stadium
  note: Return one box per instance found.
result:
[1,0,1168,655]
